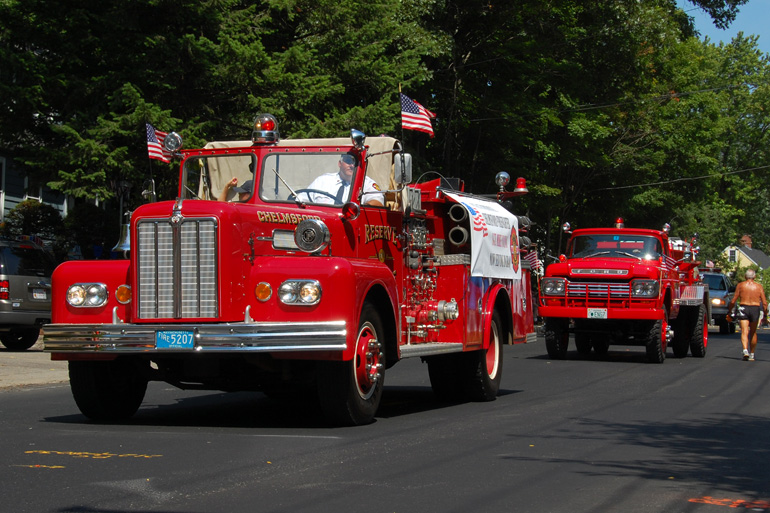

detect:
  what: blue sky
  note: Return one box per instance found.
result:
[677,0,769,55]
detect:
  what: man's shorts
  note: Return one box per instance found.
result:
[736,305,761,323]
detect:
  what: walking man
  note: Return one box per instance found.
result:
[727,269,768,361]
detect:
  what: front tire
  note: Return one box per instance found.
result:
[645,316,668,364]
[69,359,148,420]
[317,303,385,426]
[545,318,569,359]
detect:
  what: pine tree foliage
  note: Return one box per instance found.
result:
[0,0,767,261]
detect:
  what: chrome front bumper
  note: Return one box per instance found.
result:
[43,320,347,353]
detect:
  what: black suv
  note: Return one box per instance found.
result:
[0,238,56,350]
[700,271,736,334]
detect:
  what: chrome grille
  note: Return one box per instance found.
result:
[137,218,218,319]
[567,282,630,298]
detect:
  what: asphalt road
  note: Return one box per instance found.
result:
[2,328,770,513]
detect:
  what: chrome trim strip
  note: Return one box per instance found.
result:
[399,342,464,358]
[43,320,346,353]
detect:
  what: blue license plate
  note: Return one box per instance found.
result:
[156,330,195,349]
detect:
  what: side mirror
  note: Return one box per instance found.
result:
[394,153,413,185]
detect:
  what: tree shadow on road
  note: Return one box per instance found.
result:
[502,413,770,497]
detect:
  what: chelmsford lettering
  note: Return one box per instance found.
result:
[257,211,321,224]
[365,225,398,244]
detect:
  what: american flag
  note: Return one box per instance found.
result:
[400,93,436,137]
[463,203,488,237]
[524,250,542,271]
[146,123,172,163]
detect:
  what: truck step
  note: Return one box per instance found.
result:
[400,342,464,358]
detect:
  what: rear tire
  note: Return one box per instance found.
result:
[545,318,569,359]
[317,303,385,426]
[0,328,40,351]
[427,354,464,402]
[671,310,690,358]
[688,303,708,357]
[464,310,504,401]
[574,333,592,355]
[69,359,148,420]
[592,335,610,356]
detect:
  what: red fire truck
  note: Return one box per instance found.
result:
[538,221,708,363]
[44,115,536,425]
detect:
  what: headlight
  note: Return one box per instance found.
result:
[294,219,330,253]
[711,297,726,307]
[278,280,322,305]
[541,278,566,296]
[631,279,659,297]
[67,283,109,307]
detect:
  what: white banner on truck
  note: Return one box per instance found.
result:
[445,193,521,280]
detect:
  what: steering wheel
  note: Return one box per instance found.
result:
[289,188,340,203]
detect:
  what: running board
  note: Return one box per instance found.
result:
[399,342,464,358]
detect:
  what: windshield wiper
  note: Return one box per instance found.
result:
[581,251,610,258]
[270,168,305,207]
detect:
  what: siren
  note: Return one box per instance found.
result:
[513,177,528,193]
[615,217,625,229]
[252,113,280,144]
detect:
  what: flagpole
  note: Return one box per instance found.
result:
[398,84,404,142]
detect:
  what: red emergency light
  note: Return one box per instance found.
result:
[252,113,280,144]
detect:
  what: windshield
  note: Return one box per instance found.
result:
[0,245,56,277]
[259,152,386,206]
[181,152,385,206]
[570,234,663,260]
[702,274,728,291]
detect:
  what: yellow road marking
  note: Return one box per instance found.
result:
[25,450,162,460]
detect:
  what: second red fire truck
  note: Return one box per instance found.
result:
[538,221,708,363]
[44,115,536,425]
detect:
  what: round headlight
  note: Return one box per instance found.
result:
[278,282,299,303]
[294,219,330,253]
[67,285,87,306]
[299,282,321,304]
[542,279,565,295]
[86,284,108,306]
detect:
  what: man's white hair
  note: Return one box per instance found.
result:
[745,268,756,279]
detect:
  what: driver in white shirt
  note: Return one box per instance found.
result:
[303,153,384,206]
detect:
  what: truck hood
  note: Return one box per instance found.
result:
[547,258,660,280]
